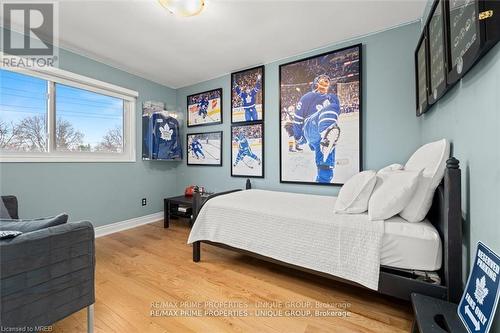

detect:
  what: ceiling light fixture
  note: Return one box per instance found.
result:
[158,0,205,17]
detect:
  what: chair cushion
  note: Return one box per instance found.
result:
[0,214,69,233]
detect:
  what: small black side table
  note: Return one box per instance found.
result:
[411,293,467,333]
[163,194,212,228]
[163,195,193,228]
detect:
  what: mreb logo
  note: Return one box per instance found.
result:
[1,2,58,68]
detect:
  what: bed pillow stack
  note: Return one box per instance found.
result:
[334,170,377,214]
[334,139,450,221]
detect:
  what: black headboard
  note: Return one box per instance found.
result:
[427,157,462,303]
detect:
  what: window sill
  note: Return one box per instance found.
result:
[0,153,137,163]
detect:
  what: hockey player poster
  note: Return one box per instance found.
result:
[279,44,362,185]
[186,131,222,166]
[187,88,222,127]
[231,123,264,178]
[231,66,264,123]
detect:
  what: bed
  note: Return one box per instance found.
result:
[188,157,462,302]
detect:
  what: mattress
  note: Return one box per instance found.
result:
[381,216,442,271]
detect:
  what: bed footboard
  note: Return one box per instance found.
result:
[192,184,248,263]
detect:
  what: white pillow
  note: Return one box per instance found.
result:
[378,163,403,173]
[334,170,377,214]
[368,169,421,221]
[400,139,450,222]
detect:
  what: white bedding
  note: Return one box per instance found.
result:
[188,189,385,290]
[382,216,442,271]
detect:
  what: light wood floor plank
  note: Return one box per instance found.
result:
[52,219,413,333]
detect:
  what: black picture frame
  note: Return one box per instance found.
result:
[230,65,265,124]
[230,122,264,178]
[186,131,223,167]
[426,0,449,105]
[278,44,362,186]
[445,0,500,85]
[186,88,223,128]
[415,29,430,116]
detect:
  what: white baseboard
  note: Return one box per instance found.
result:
[95,211,163,238]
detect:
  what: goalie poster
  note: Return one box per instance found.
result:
[279,44,362,185]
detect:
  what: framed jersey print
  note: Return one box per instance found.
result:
[142,101,182,161]
[187,88,222,127]
[231,123,264,178]
[231,65,264,123]
[186,131,222,166]
[279,44,362,186]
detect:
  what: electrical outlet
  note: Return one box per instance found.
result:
[141,198,147,206]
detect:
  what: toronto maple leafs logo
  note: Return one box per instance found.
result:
[159,123,173,141]
[474,275,489,305]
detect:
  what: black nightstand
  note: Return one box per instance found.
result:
[411,293,467,333]
[163,194,211,228]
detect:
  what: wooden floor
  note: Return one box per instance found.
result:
[52,219,414,333]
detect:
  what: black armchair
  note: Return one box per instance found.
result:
[0,196,96,333]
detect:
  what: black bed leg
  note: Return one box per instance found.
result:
[193,241,201,262]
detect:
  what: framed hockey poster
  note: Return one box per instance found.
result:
[231,65,264,123]
[231,123,264,178]
[279,44,362,185]
[187,88,222,127]
[186,131,222,166]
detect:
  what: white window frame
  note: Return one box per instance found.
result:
[0,65,138,163]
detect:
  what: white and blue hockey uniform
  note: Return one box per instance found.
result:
[150,113,182,160]
[233,134,260,166]
[190,139,205,158]
[293,91,340,183]
[235,80,261,121]
[198,98,209,118]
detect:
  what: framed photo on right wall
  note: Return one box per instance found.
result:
[279,44,362,186]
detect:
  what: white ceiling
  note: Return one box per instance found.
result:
[35,0,426,88]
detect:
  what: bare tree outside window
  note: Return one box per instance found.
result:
[0,115,85,152]
[96,127,123,153]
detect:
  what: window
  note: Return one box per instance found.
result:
[0,67,137,162]
[1,71,48,152]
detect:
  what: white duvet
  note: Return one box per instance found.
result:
[188,189,384,290]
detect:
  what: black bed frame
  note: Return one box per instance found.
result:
[192,158,463,303]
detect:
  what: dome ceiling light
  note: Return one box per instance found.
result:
[158,0,206,17]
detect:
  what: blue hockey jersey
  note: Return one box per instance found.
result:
[293,91,340,141]
[199,98,209,112]
[149,113,182,160]
[235,135,251,152]
[235,80,261,109]
[191,139,202,151]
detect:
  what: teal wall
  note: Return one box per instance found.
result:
[420,2,500,331]
[176,22,422,196]
[0,47,180,227]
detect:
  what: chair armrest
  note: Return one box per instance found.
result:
[1,195,18,219]
[0,221,95,280]
[0,221,95,327]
